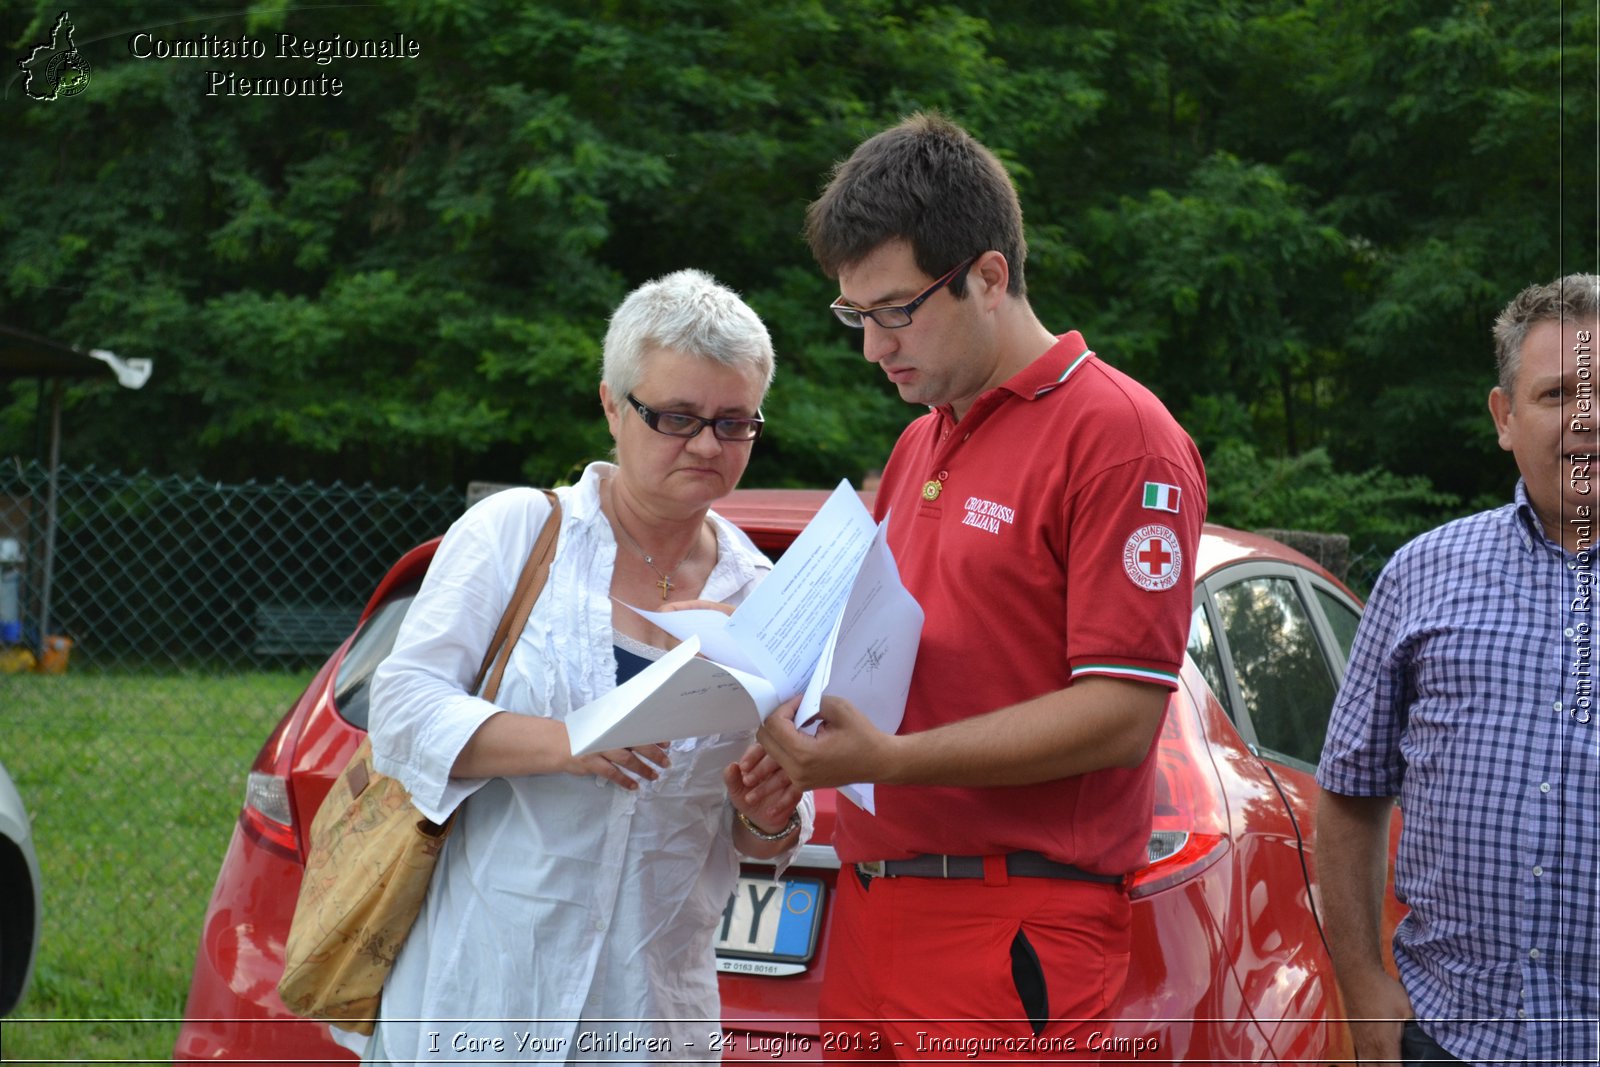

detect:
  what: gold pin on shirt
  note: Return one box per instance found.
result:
[922,479,942,501]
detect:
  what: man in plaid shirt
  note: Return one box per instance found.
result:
[1317,273,1600,1065]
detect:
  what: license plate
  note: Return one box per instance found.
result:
[714,875,824,973]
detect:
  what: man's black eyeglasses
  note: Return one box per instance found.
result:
[829,255,978,329]
[625,393,764,442]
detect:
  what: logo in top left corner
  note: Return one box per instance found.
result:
[18,11,92,101]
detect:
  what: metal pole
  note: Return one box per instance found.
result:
[36,378,60,655]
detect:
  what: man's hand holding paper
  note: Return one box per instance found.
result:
[758,695,897,794]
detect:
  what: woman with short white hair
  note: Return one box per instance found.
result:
[361,269,810,1062]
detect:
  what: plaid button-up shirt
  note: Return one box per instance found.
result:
[1319,482,1599,1065]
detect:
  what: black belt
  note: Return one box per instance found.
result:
[855,851,1124,885]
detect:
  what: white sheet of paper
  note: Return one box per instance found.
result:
[796,514,923,814]
[725,480,877,697]
[565,635,781,756]
[631,479,878,700]
[839,782,875,812]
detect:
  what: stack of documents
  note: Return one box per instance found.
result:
[565,480,924,811]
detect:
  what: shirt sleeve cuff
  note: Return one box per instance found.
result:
[1069,660,1182,690]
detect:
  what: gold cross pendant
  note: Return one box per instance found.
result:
[657,575,673,600]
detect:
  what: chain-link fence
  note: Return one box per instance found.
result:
[1342,543,1390,599]
[0,461,462,671]
[0,461,463,1058]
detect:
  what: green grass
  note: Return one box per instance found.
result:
[2,672,309,1062]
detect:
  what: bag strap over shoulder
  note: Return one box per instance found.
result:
[471,489,561,702]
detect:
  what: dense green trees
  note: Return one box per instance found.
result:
[3,0,1594,555]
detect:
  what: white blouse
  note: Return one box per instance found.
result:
[360,462,810,1062]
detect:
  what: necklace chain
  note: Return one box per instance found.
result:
[608,491,697,600]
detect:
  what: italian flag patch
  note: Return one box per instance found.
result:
[1142,482,1181,514]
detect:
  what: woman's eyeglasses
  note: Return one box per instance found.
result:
[626,393,764,442]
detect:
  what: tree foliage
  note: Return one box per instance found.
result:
[1,0,1593,550]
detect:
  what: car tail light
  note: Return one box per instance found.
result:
[239,714,302,862]
[1129,697,1229,900]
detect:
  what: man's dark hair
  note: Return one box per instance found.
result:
[804,112,1028,298]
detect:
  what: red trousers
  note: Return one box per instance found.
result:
[817,862,1131,1062]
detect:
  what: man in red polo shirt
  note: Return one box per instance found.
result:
[756,113,1206,1058]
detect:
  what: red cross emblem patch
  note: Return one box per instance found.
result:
[1123,524,1182,591]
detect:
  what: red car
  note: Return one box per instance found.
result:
[176,488,1403,1063]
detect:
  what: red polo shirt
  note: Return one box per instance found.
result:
[836,334,1206,875]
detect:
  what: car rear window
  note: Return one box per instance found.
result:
[332,581,421,730]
